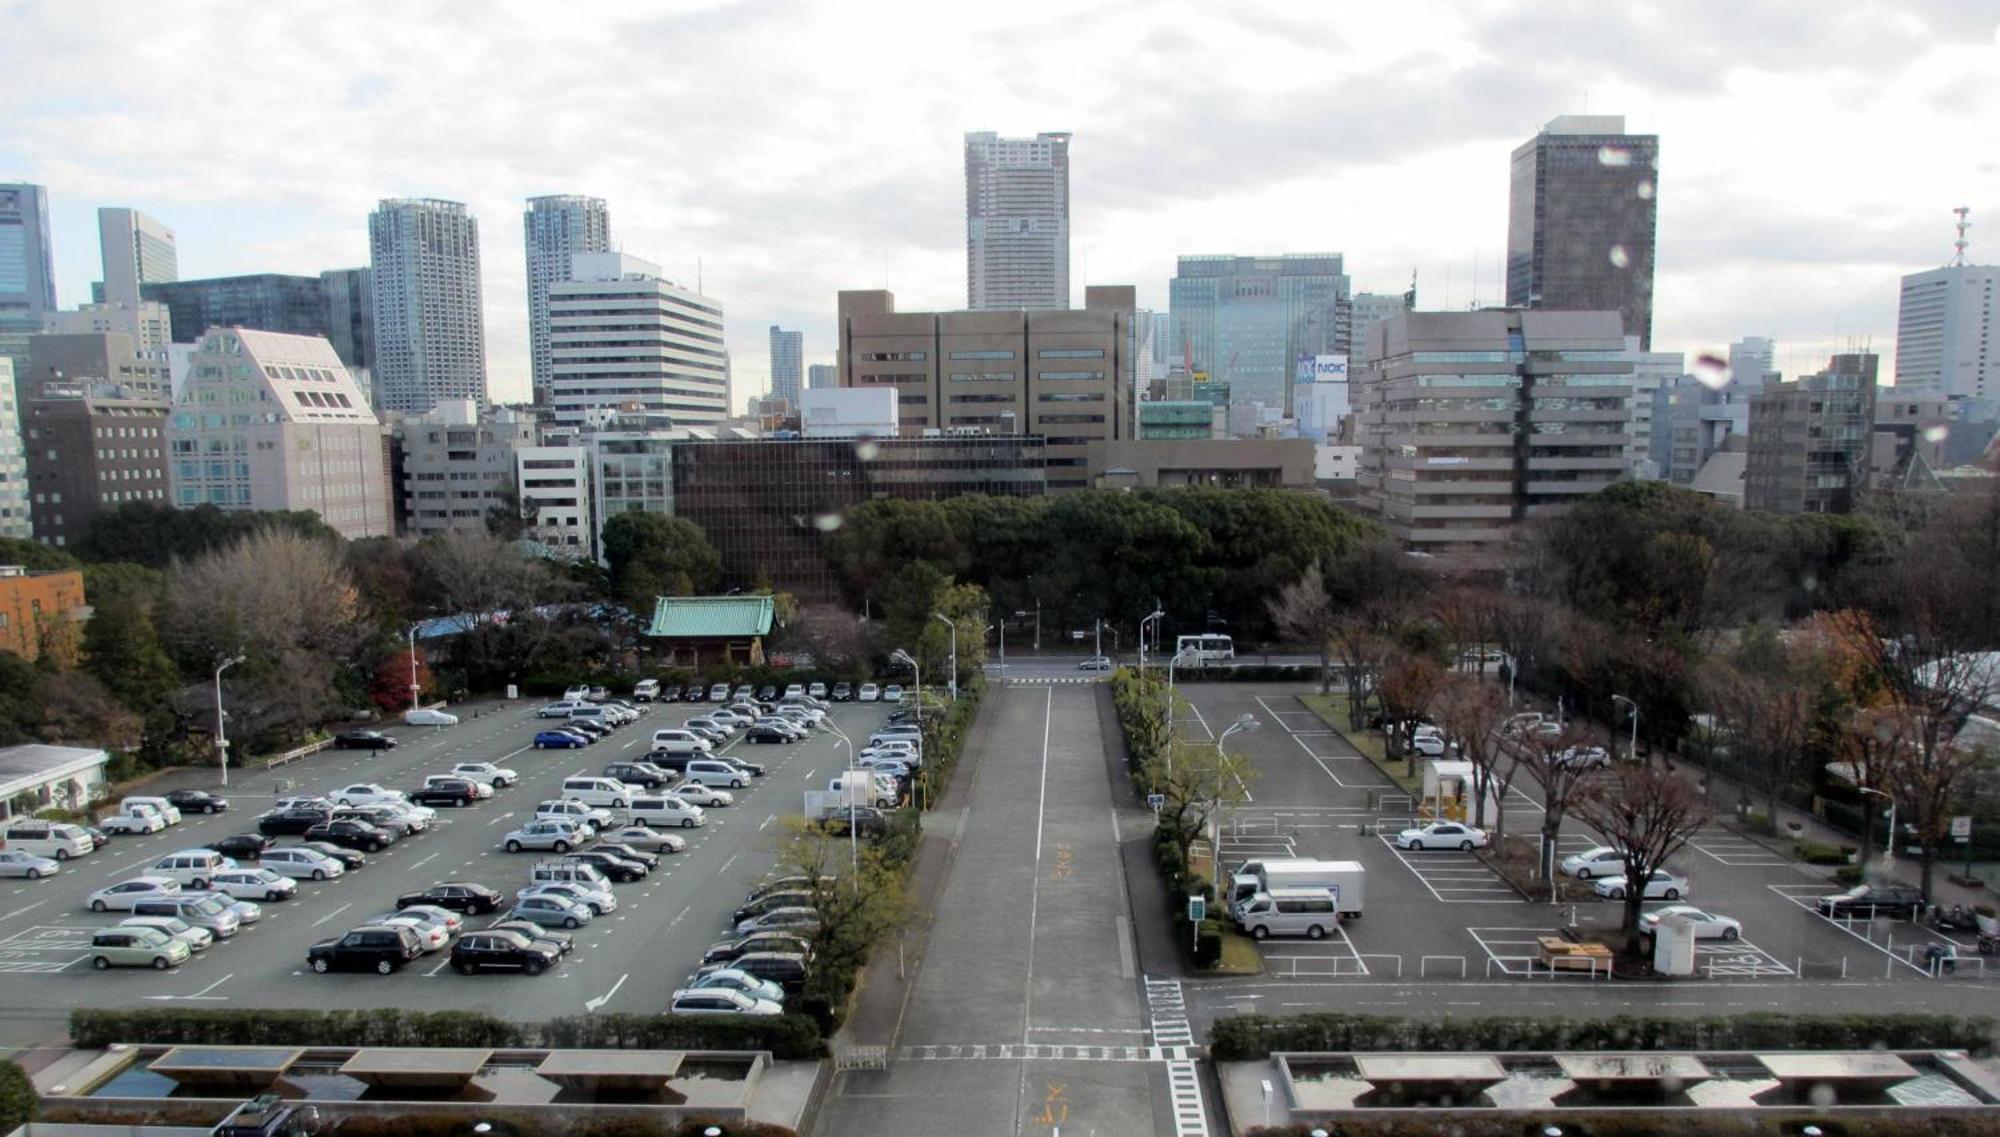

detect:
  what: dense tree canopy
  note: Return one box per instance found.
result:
[77,501,339,569]
[600,512,723,614]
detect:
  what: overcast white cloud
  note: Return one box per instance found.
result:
[2,0,1995,405]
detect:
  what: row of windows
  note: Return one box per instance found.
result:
[861,351,927,362]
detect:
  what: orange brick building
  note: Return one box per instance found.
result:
[0,566,88,665]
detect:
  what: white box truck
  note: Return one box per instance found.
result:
[804,776,887,822]
[1229,859,1366,920]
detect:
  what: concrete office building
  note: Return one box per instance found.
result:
[96,208,178,309]
[1088,437,1314,490]
[144,271,375,372]
[169,328,389,538]
[524,195,611,404]
[807,363,837,391]
[1895,262,1999,413]
[1623,337,1685,479]
[514,444,592,559]
[1354,309,1633,560]
[1349,292,1411,365]
[768,325,803,407]
[20,332,166,401]
[801,388,896,439]
[1730,336,1778,388]
[369,198,487,415]
[965,131,1071,310]
[835,286,1137,490]
[1661,375,1751,487]
[0,185,58,376]
[43,301,172,357]
[0,359,28,539]
[1506,115,1659,348]
[1744,352,1878,515]
[1168,254,1350,418]
[547,252,728,427]
[22,384,170,548]
[396,400,535,538]
[1138,400,1220,440]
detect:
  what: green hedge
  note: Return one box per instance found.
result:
[1245,1117,2000,1137]
[1209,1011,1996,1061]
[70,1007,824,1060]
[0,1060,35,1133]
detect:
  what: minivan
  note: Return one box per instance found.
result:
[633,679,661,702]
[567,705,613,730]
[121,796,182,825]
[530,860,612,891]
[1234,888,1339,941]
[708,683,731,702]
[0,821,95,860]
[91,926,191,970]
[650,729,712,757]
[559,777,638,809]
[148,850,236,888]
[629,795,705,829]
[682,760,750,789]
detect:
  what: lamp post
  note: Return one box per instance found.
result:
[213,653,245,787]
[932,613,957,701]
[827,721,860,879]
[1162,648,1194,779]
[407,623,423,713]
[1139,608,1165,676]
[1207,714,1261,848]
[1858,785,1895,868]
[890,648,920,725]
[1611,694,1638,764]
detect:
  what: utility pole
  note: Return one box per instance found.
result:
[213,653,246,787]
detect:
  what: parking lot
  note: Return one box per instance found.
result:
[0,691,900,1045]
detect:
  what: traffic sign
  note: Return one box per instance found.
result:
[1187,895,1206,923]
[1951,815,1973,840]
[1147,793,1166,813]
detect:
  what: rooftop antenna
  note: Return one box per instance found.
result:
[1951,206,1971,267]
[697,257,703,293]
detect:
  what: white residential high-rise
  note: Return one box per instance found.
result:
[1895,263,1999,412]
[964,130,1071,310]
[0,358,28,539]
[768,325,803,407]
[368,198,488,415]
[547,252,727,426]
[96,208,177,310]
[1730,336,1778,387]
[1622,336,1684,480]
[523,195,611,405]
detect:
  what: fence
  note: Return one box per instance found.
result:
[264,738,333,771]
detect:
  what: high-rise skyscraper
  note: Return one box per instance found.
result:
[368,198,488,415]
[1168,254,1350,419]
[1895,262,1998,412]
[546,252,727,426]
[523,196,611,404]
[1730,336,1778,388]
[1505,115,1659,348]
[807,363,837,391]
[0,185,58,376]
[768,326,803,407]
[96,208,178,309]
[964,131,1071,310]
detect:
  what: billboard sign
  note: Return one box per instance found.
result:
[1296,354,1349,383]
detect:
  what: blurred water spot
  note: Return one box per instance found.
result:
[1923,424,1950,444]
[1692,354,1733,391]
[1597,146,1632,167]
[1608,245,1630,269]
[854,439,881,461]
[1637,180,1655,200]
[814,513,843,533]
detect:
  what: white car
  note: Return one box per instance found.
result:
[807,682,828,700]
[564,685,591,702]
[883,684,905,703]
[536,799,611,832]
[405,707,460,726]
[1396,822,1489,851]
[1556,745,1612,770]
[857,683,880,703]
[333,783,406,808]
[518,881,617,916]
[101,806,166,835]
[600,824,688,853]
[372,912,450,952]
[208,868,297,902]
[1077,656,1114,671]
[184,891,263,925]
[502,820,586,854]
[450,762,518,788]
[1560,846,1629,880]
[1593,869,1688,901]
[1639,904,1741,941]
[0,850,59,879]
[672,784,735,808]
[539,701,587,719]
[670,987,782,1016]
[1411,733,1451,758]
[396,904,465,937]
[259,847,344,881]
[687,967,785,1004]
[88,876,181,912]
[120,915,213,953]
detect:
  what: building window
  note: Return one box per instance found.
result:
[1037,349,1104,358]
[948,350,1016,360]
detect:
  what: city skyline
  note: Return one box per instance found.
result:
[2,3,1994,409]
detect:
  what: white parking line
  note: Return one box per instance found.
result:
[309,902,353,928]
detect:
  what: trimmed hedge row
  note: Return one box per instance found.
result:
[1209,1011,1996,1061]
[1245,1116,2000,1137]
[70,1007,825,1061]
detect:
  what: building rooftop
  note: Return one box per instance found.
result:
[0,744,108,796]
[646,595,776,639]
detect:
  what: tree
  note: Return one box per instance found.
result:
[0,1058,37,1132]
[1432,674,1513,833]
[1570,763,1712,949]
[370,646,435,712]
[599,513,722,613]
[80,564,180,743]
[1142,730,1260,891]
[34,672,142,752]
[0,538,78,573]
[1512,725,1604,886]
[1379,651,1446,777]
[1269,563,1338,693]
[1699,659,1814,827]
[76,501,338,569]
[767,818,910,1024]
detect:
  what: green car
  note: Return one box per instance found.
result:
[90,925,192,970]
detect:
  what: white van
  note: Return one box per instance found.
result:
[633,679,661,702]
[568,705,613,730]
[683,760,750,789]
[629,795,705,829]
[558,777,638,809]
[0,821,94,860]
[1235,888,1339,940]
[829,772,897,808]
[650,729,713,757]
[121,796,182,825]
[147,850,236,889]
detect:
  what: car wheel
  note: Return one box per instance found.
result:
[553,841,570,853]
[1459,840,1475,852]
[206,805,220,815]
[91,899,107,913]
[376,960,393,975]
[25,868,39,880]
[153,956,172,970]
[54,848,69,861]
[611,800,626,810]
[1576,868,1593,881]
[563,917,581,929]
[524,958,546,975]
[1306,925,1326,940]
[1721,927,1740,942]
[192,878,208,891]
[535,742,547,750]
[682,819,695,829]
[1250,926,1269,941]
[93,956,110,970]
[1664,888,1681,901]
[268,890,284,901]
[312,958,329,973]
[1607,887,1625,899]
[505,840,523,853]
[453,960,474,975]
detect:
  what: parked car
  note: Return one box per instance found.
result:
[747,723,797,744]
[1639,905,1742,940]
[633,679,661,703]
[857,683,880,703]
[1593,869,1688,901]
[332,783,405,808]
[565,718,613,739]
[410,780,479,808]
[337,803,430,835]
[510,893,593,929]
[735,906,822,937]
[333,729,398,750]
[451,929,561,975]
[518,880,617,916]
[538,701,585,719]
[451,762,519,788]
[88,876,182,913]
[405,707,460,726]
[146,850,237,889]
[91,925,191,971]
[1077,656,1113,671]
[831,682,853,702]
[818,806,888,838]
[601,762,675,791]
[299,841,368,871]
[101,804,167,835]
[1556,745,1612,770]
[206,833,273,861]
[308,924,425,974]
[657,684,683,703]
[181,890,263,926]
[717,755,766,778]
[165,789,230,815]
[369,912,449,953]
[563,685,591,702]
[883,684,905,703]
[671,784,735,808]
[683,684,708,703]
[395,904,465,937]
[535,730,591,749]
[563,849,649,882]
[208,867,297,902]
[682,759,750,789]
[669,987,782,1016]
[591,841,662,870]
[708,683,731,701]
[536,798,612,831]
[1559,846,1629,880]
[1815,883,1926,921]
[258,846,344,881]
[119,915,213,954]
[697,951,810,995]
[397,882,504,915]
[807,682,828,699]
[502,820,586,854]
[1395,822,1490,851]
[0,850,58,879]
[491,919,573,956]
[685,965,785,1004]
[303,819,397,853]
[701,932,815,965]
[598,825,687,853]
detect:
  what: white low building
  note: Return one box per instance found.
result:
[0,744,110,819]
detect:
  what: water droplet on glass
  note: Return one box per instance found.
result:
[1608,245,1630,269]
[1922,424,1950,444]
[1636,180,1655,200]
[854,438,881,461]
[1692,354,1733,391]
[813,513,843,533]
[1597,146,1632,168]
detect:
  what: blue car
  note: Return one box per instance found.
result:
[534,730,589,750]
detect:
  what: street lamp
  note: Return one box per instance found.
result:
[1210,714,1261,845]
[1611,694,1638,764]
[213,653,246,787]
[1857,786,1896,868]
[1139,608,1165,676]
[826,720,861,879]
[932,613,957,701]
[406,622,424,713]
[889,648,920,725]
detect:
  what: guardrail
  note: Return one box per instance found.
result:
[1419,954,1467,979]
[264,738,333,771]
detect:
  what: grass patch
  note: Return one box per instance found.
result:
[1298,692,1423,795]
[1213,926,1266,976]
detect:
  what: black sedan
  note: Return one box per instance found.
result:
[207,833,273,861]
[562,850,647,883]
[831,682,853,702]
[719,756,766,778]
[450,929,559,976]
[304,819,397,853]
[167,789,230,815]
[258,807,332,836]
[299,841,367,870]
[332,730,398,751]
[593,842,661,870]
[756,685,779,702]
[1816,883,1927,920]
[657,684,683,703]
[396,882,503,916]
[746,725,793,744]
[409,781,479,808]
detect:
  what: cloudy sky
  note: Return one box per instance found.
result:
[3,0,1995,408]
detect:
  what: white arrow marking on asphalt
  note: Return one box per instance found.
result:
[584,972,628,1012]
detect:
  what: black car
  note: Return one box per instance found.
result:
[601,762,674,791]
[307,924,424,974]
[593,841,661,870]
[207,833,273,861]
[1816,883,1927,920]
[566,718,612,739]
[831,682,853,702]
[702,932,815,966]
[333,730,398,751]
[647,753,695,774]
[718,756,766,778]
[819,806,889,837]
[82,825,110,850]
[683,685,707,703]
[166,789,229,815]
[657,684,682,704]
[450,929,559,975]
[706,950,810,994]
[756,685,778,702]
[258,807,332,836]
[410,780,479,808]
[304,819,397,853]
[491,919,573,955]
[746,725,792,744]
[300,840,367,870]
[562,850,647,883]
[396,881,503,915]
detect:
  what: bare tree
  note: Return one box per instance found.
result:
[1432,585,1507,673]
[1571,763,1713,949]
[1700,659,1814,829]
[1511,725,1604,886]
[1145,735,1261,887]
[1379,651,1446,777]
[1432,674,1513,833]
[1269,562,1338,693]
[1839,704,1916,875]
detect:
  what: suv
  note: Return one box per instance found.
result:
[410,779,479,808]
[450,762,518,788]
[147,850,236,889]
[602,762,675,791]
[682,759,749,789]
[307,924,425,974]
[503,819,585,854]
[258,806,331,836]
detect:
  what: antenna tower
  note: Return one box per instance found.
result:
[1951,206,1971,267]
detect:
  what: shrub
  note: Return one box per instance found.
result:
[1193,918,1224,969]
[538,1012,823,1059]
[0,1059,37,1132]
[1833,865,1865,885]
[1794,841,1851,865]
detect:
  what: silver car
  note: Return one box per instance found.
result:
[258,846,344,881]
[509,894,593,929]
[517,881,616,916]
[502,820,586,854]
[119,915,213,953]
[0,850,58,879]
